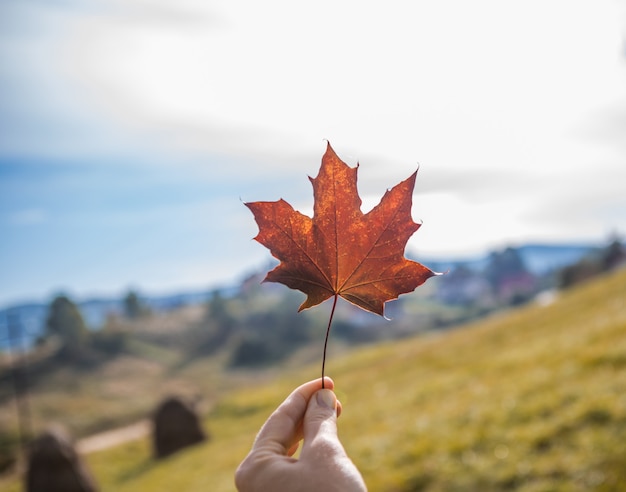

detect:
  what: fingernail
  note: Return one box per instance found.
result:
[316,389,337,410]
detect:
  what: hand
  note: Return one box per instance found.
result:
[235,377,367,492]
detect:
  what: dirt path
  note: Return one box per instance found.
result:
[76,420,150,454]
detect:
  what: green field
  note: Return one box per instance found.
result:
[2,268,625,491]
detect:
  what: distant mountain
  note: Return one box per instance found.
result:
[415,242,600,276]
[515,244,601,274]
[0,242,602,351]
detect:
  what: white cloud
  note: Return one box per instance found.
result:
[4,1,626,174]
[54,1,622,156]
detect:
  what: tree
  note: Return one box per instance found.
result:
[207,289,233,327]
[192,290,235,356]
[45,295,89,350]
[601,238,626,271]
[484,247,528,288]
[559,237,626,289]
[123,290,147,319]
[484,247,536,305]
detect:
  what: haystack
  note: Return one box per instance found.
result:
[25,426,98,492]
[152,396,207,458]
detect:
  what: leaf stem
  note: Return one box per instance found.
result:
[321,294,339,389]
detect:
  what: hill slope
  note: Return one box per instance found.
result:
[4,268,625,491]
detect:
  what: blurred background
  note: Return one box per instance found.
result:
[1,1,626,491]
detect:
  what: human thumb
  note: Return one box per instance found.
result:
[315,389,338,414]
[300,389,367,490]
[300,389,343,458]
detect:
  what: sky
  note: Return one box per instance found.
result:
[1,0,625,307]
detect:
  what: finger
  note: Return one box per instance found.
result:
[290,392,342,453]
[300,389,347,461]
[252,377,334,455]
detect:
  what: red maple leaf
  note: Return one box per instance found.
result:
[246,142,438,383]
[246,142,436,317]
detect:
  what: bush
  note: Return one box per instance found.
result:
[229,336,275,367]
[89,329,128,356]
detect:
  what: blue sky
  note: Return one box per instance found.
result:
[1,0,625,307]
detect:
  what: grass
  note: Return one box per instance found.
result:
[2,267,625,491]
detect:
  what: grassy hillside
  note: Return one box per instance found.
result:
[3,268,625,491]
